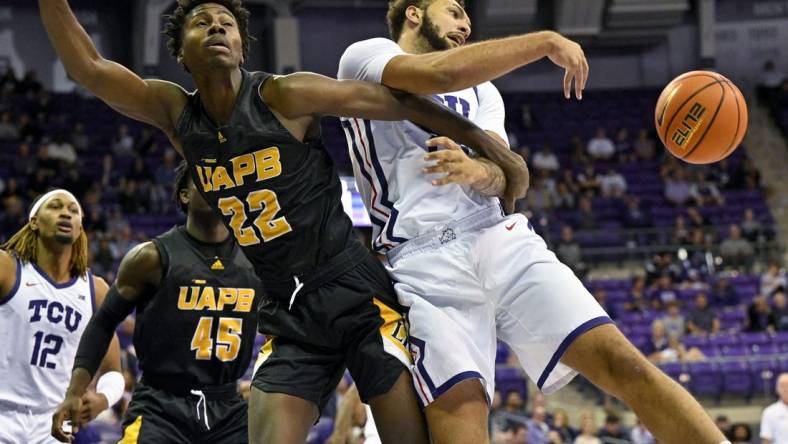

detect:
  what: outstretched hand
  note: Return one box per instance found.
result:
[546,33,589,100]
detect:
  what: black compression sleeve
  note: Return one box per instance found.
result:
[72,284,136,376]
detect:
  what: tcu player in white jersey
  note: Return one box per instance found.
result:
[339,1,729,443]
[0,189,124,443]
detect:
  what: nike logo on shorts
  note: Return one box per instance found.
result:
[506,222,517,231]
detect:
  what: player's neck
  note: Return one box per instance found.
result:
[397,34,432,55]
[186,216,229,244]
[34,238,73,283]
[192,68,243,126]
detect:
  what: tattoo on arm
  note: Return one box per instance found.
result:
[473,158,507,197]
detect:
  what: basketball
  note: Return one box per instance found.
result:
[654,70,748,164]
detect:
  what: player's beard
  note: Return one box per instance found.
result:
[53,232,74,245]
[419,13,451,52]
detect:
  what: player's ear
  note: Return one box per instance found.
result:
[28,217,38,232]
[405,5,423,27]
[179,189,190,208]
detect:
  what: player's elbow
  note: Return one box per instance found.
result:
[68,58,104,91]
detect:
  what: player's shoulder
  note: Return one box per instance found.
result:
[474,81,502,96]
[340,38,401,64]
[119,241,162,273]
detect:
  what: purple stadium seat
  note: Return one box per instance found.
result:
[688,362,722,398]
[496,366,528,400]
[708,333,739,348]
[697,346,721,358]
[720,361,752,397]
[749,343,779,356]
[750,358,779,396]
[719,344,749,357]
[658,362,685,382]
[682,335,709,348]
[771,331,788,348]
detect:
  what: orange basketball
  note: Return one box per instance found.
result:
[654,70,748,164]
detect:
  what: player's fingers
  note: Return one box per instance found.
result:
[574,65,583,100]
[424,150,463,163]
[51,410,72,442]
[431,173,458,186]
[582,57,590,90]
[425,136,459,150]
[563,69,571,99]
[422,164,450,175]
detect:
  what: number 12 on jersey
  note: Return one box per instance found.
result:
[191,317,243,361]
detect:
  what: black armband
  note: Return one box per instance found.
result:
[72,284,136,376]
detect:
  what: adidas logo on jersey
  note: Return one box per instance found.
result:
[211,259,224,270]
[218,131,227,143]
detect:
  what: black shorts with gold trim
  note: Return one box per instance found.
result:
[252,250,411,412]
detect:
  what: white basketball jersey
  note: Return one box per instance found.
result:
[0,257,94,413]
[338,38,509,252]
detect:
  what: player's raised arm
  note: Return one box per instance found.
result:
[38,0,186,133]
[262,73,528,211]
[52,243,161,442]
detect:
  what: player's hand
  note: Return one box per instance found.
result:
[499,159,529,214]
[545,32,588,100]
[79,391,109,423]
[51,394,82,442]
[423,137,486,186]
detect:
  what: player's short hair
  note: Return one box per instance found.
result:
[173,160,191,214]
[1,195,89,278]
[387,0,465,41]
[164,0,253,67]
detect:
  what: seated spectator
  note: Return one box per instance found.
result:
[561,169,581,194]
[70,122,90,151]
[739,208,762,242]
[688,171,724,206]
[625,276,649,313]
[686,293,720,335]
[729,423,752,444]
[714,415,731,439]
[719,225,755,270]
[614,127,633,162]
[630,419,655,444]
[661,300,686,339]
[526,173,558,214]
[773,291,788,331]
[513,424,528,444]
[532,144,560,172]
[644,319,670,357]
[574,416,602,444]
[633,129,656,161]
[760,262,786,297]
[555,182,576,209]
[577,165,601,195]
[648,273,678,309]
[649,331,705,364]
[556,226,586,278]
[742,158,761,190]
[574,197,597,230]
[746,295,775,332]
[685,206,707,228]
[527,406,550,444]
[597,414,629,444]
[0,111,18,140]
[587,127,615,160]
[680,269,709,292]
[672,215,690,245]
[111,124,135,157]
[504,390,526,415]
[664,169,692,206]
[623,196,649,229]
[551,409,577,444]
[713,277,740,307]
[598,168,627,198]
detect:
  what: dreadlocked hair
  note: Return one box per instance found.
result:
[173,160,191,214]
[164,0,253,70]
[1,222,89,279]
[387,0,465,41]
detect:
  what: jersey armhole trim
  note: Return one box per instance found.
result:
[151,238,170,282]
[0,256,22,306]
[88,270,96,313]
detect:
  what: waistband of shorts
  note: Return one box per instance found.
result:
[0,400,36,414]
[386,205,504,265]
[140,375,238,400]
[260,241,369,302]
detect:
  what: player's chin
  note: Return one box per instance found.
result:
[53,232,75,245]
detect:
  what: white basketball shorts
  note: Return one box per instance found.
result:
[385,206,612,406]
[0,405,61,444]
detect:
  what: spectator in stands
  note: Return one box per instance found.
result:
[587,127,615,160]
[712,277,740,307]
[46,135,77,165]
[680,269,709,292]
[664,168,692,206]
[746,295,775,333]
[526,172,558,214]
[686,293,720,335]
[597,414,629,444]
[648,329,705,364]
[623,196,648,229]
[719,225,755,270]
[629,419,655,444]
[577,165,601,195]
[561,169,581,194]
[491,426,515,444]
[556,226,586,278]
[757,60,785,102]
[91,237,118,278]
[10,143,34,177]
[513,424,528,444]
[689,171,724,207]
[714,415,731,440]
[633,129,656,161]
[773,291,788,331]
[761,262,786,297]
[648,273,678,309]
[759,373,788,444]
[575,197,597,230]
[598,168,627,198]
[644,319,670,358]
[593,289,616,320]
[111,124,135,157]
[625,276,649,313]
[504,390,527,415]
[742,158,762,190]
[574,416,602,444]
[555,182,576,209]
[83,207,108,234]
[671,215,690,245]
[527,406,550,444]
[570,136,591,166]
[0,111,18,140]
[739,208,763,242]
[661,300,685,339]
[155,150,180,185]
[551,409,577,444]
[685,206,707,228]
[532,144,560,172]
[70,122,90,151]
[614,127,633,163]
[729,423,752,444]
[17,113,40,142]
